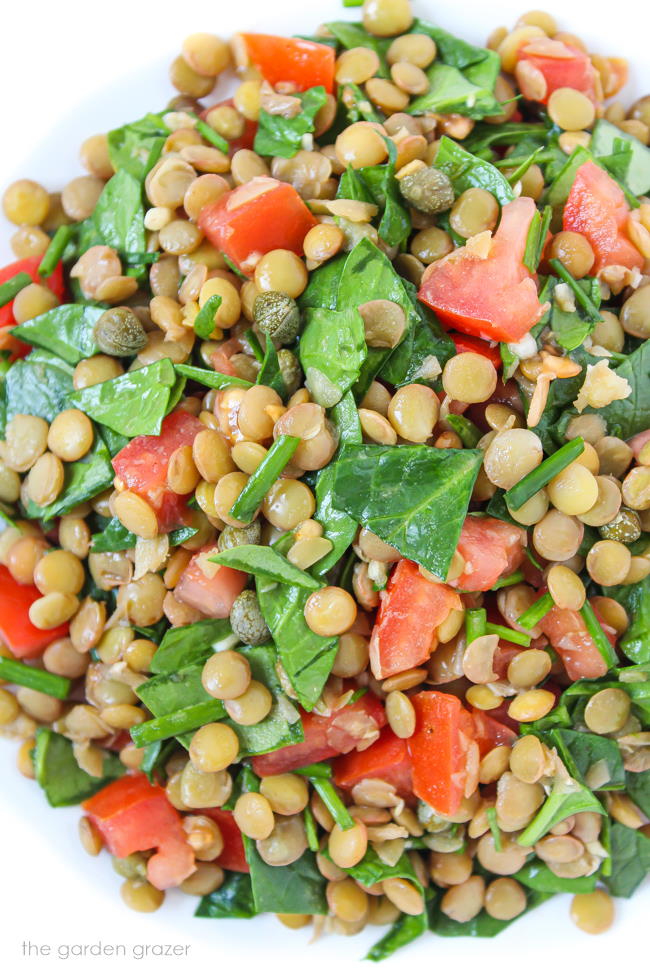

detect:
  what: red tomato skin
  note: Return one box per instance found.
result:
[563,161,643,273]
[0,565,69,658]
[0,256,66,358]
[333,727,414,799]
[200,99,258,153]
[450,333,502,369]
[198,177,318,275]
[240,34,335,93]
[408,690,474,817]
[174,545,248,618]
[517,40,598,104]
[454,516,526,592]
[470,708,517,756]
[251,694,386,777]
[541,600,615,680]
[369,559,462,680]
[82,773,195,889]
[418,197,546,343]
[202,808,249,873]
[112,410,204,532]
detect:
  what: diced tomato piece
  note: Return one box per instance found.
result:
[200,99,257,153]
[454,516,526,593]
[82,773,195,889]
[202,808,249,873]
[516,38,598,104]
[563,161,643,273]
[251,694,386,777]
[0,565,69,658]
[450,333,502,369]
[470,708,517,756]
[0,256,65,358]
[492,640,525,679]
[369,560,461,681]
[174,544,247,618]
[239,33,335,93]
[408,691,476,817]
[541,600,616,680]
[112,410,204,532]
[333,727,413,799]
[211,350,238,376]
[418,197,546,343]
[628,428,650,462]
[198,177,318,275]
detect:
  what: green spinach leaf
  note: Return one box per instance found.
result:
[366,912,428,961]
[603,579,650,664]
[69,359,177,437]
[591,119,650,196]
[546,728,625,791]
[433,136,515,205]
[210,545,319,589]
[91,518,196,554]
[107,112,168,181]
[34,727,124,807]
[517,774,604,847]
[604,822,650,897]
[150,619,234,674]
[298,254,345,311]
[244,841,327,914]
[5,349,73,424]
[625,769,650,820]
[195,872,257,919]
[300,306,366,407]
[254,87,327,158]
[93,169,146,256]
[514,859,599,894]
[12,304,103,365]
[24,434,115,521]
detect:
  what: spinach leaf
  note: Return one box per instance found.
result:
[93,169,146,256]
[150,619,234,674]
[137,660,221,717]
[547,728,625,791]
[175,363,252,390]
[69,358,177,437]
[428,889,552,937]
[12,304,103,365]
[549,276,601,351]
[244,841,327,914]
[527,346,597,453]
[5,349,73,424]
[338,162,410,248]
[298,254,345,311]
[545,145,593,208]
[625,769,650,820]
[366,911,428,961]
[604,578,650,664]
[346,848,423,892]
[210,545,320,589]
[313,395,361,577]
[91,517,196,554]
[195,872,257,919]
[326,22,390,75]
[433,137,515,205]
[193,294,222,340]
[33,727,124,807]
[604,822,650,897]
[379,282,454,386]
[413,18,499,78]
[331,443,482,579]
[517,775,604,847]
[514,859,599,894]
[256,337,287,398]
[591,119,650,196]
[300,306,366,407]
[140,739,177,784]
[107,112,168,181]
[254,86,327,159]
[24,434,114,521]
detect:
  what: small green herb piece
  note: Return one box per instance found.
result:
[486,806,502,852]
[130,701,226,747]
[516,593,554,630]
[0,657,70,699]
[580,601,618,668]
[485,623,532,647]
[229,435,300,523]
[210,544,319,590]
[193,117,229,153]
[175,364,253,389]
[38,225,75,277]
[245,328,264,362]
[523,205,552,273]
[549,259,602,322]
[304,805,320,852]
[0,272,32,307]
[466,608,487,644]
[507,147,544,186]
[310,776,355,830]
[504,437,585,511]
[193,294,223,340]
[445,413,482,448]
[295,762,333,778]
[491,570,525,591]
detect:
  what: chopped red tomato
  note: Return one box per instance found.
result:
[112,409,204,532]
[202,808,249,873]
[541,601,616,680]
[418,197,546,343]
[516,37,598,104]
[82,773,195,890]
[408,691,476,817]
[252,693,386,777]
[453,516,526,592]
[0,256,65,358]
[450,333,502,369]
[201,99,257,153]
[198,177,318,275]
[369,560,462,681]
[470,708,517,756]
[238,33,335,93]
[333,727,413,799]
[563,161,643,273]
[174,545,247,618]
[0,565,69,658]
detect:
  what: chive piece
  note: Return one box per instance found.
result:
[310,777,355,830]
[295,762,333,779]
[491,570,525,591]
[304,805,320,852]
[342,0,363,6]
[579,601,617,669]
[504,437,585,512]
[549,259,602,321]
[466,608,487,644]
[193,294,222,340]
[229,435,300,523]
[506,147,544,187]
[37,225,74,277]
[193,118,230,154]
[130,701,226,747]
[175,364,253,389]
[0,657,70,700]
[245,328,264,362]
[348,687,368,704]
[0,272,32,308]
[516,592,554,630]
[523,205,552,273]
[525,546,544,571]
[485,623,532,647]
[486,806,502,852]
[446,413,482,448]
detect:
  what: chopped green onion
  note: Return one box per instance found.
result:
[229,435,300,523]
[486,806,502,852]
[0,657,70,700]
[579,601,617,669]
[491,570,525,591]
[446,413,482,448]
[295,762,332,778]
[303,805,320,852]
[485,623,532,647]
[309,777,354,830]
[175,364,253,389]
[342,0,363,5]
[245,328,264,362]
[130,701,225,747]
[0,272,32,308]
[348,687,368,704]
[466,608,487,644]
[193,294,222,340]
[523,205,552,273]
[549,259,602,321]
[504,437,585,511]
[193,117,230,154]
[506,146,544,187]
[525,546,544,571]
[516,592,554,630]
[38,225,75,277]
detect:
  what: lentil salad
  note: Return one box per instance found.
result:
[1,0,650,957]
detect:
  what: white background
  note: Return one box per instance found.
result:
[0,0,648,972]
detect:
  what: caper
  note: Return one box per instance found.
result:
[599,507,642,544]
[230,590,271,646]
[253,292,301,347]
[111,853,148,879]
[218,521,262,552]
[278,349,302,396]
[399,166,455,215]
[93,307,148,357]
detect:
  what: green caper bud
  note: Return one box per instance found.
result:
[111,853,148,879]
[599,507,642,544]
[230,590,271,646]
[93,307,147,357]
[277,348,302,396]
[399,166,455,215]
[218,521,262,552]
[253,292,300,347]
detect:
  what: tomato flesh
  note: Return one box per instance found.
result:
[202,808,249,873]
[470,708,517,756]
[333,727,413,799]
[240,33,335,93]
[541,601,615,680]
[0,256,66,358]
[174,544,248,618]
[0,565,69,658]
[418,197,546,343]
[517,38,598,103]
[563,161,643,273]
[454,516,526,592]
[408,690,475,817]
[450,333,502,369]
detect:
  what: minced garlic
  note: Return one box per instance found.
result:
[573,359,632,412]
